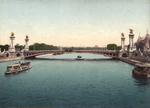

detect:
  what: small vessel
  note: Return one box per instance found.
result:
[132,63,150,78]
[5,62,31,74]
[76,56,84,60]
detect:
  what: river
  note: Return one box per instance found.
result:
[0,53,150,108]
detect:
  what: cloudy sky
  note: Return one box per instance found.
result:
[0,0,150,47]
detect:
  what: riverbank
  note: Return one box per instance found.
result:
[119,57,150,66]
[0,57,23,63]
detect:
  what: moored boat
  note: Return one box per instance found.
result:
[132,63,150,78]
[5,62,31,74]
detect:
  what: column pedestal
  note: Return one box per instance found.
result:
[24,38,29,51]
[129,34,135,52]
[121,37,125,51]
[9,35,15,52]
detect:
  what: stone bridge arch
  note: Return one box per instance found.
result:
[16,53,21,57]
[118,52,128,58]
[6,53,9,57]
[122,53,128,57]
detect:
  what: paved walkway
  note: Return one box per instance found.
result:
[119,57,150,66]
[0,57,23,63]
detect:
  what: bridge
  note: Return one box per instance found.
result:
[24,50,119,59]
[1,30,147,62]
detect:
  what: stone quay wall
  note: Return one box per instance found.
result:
[0,57,24,63]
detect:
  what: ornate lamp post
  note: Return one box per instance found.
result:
[24,35,29,51]
[9,32,15,52]
[121,33,125,51]
[129,29,134,51]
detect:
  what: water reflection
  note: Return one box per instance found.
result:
[133,76,150,87]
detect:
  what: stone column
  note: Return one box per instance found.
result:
[9,32,15,52]
[129,29,134,51]
[121,33,125,51]
[121,37,125,50]
[24,35,29,51]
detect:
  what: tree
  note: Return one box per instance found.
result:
[116,46,121,51]
[107,44,117,50]
[65,48,73,52]
[29,45,34,50]
[0,44,9,52]
[20,45,25,50]
[0,45,4,52]
[15,43,20,48]
[4,44,9,51]
[29,43,59,51]
[15,43,24,50]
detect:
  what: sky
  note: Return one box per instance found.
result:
[0,0,150,47]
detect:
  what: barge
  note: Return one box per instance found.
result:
[5,62,31,74]
[132,63,150,78]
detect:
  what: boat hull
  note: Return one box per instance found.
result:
[132,69,148,78]
[5,66,31,75]
[76,59,84,60]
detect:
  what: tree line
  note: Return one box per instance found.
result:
[29,43,59,50]
[63,44,121,51]
[0,44,9,52]
[0,43,121,52]
[0,44,25,52]
[15,44,25,51]
[107,44,121,51]
[63,47,107,52]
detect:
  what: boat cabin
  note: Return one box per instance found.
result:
[21,62,30,66]
[7,62,30,71]
[5,62,31,74]
[7,64,21,71]
[77,56,82,59]
[20,62,30,69]
[134,63,150,72]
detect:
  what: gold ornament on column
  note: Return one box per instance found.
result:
[26,35,29,39]
[129,29,133,34]
[121,33,124,37]
[11,32,14,36]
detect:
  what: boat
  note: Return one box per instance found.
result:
[76,56,84,60]
[5,62,31,74]
[132,63,150,78]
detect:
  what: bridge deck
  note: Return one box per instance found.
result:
[24,50,118,59]
[31,58,116,61]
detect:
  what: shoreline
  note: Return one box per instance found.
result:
[0,57,23,63]
[119,57,150,66]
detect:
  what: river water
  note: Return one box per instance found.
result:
[0,53,150,108]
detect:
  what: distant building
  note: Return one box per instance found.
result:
[135,32,150,52]
[95,45,98,48]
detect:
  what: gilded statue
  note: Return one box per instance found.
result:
[11,32,14,36]
[26,35,29,39]
[121,33,124,37]
[129,29,133,34]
